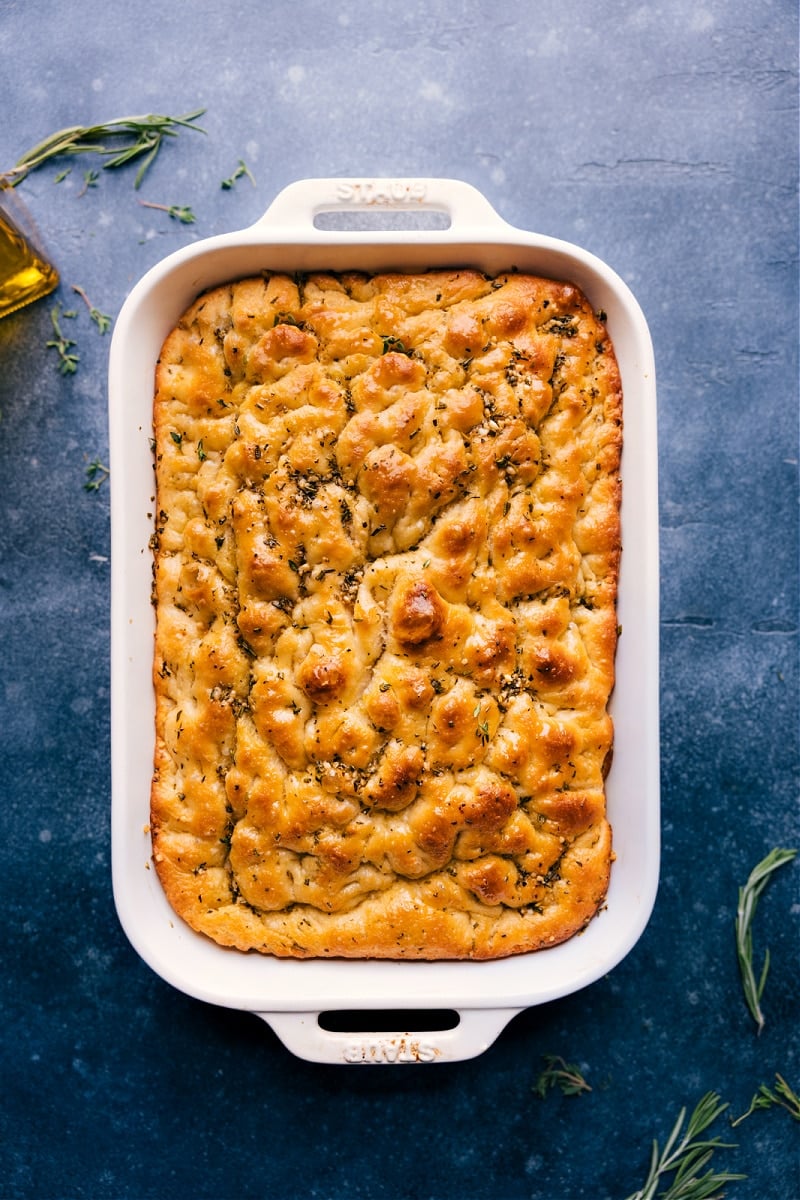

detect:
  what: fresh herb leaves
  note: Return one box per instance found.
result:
[735,846,797,1033]
[47,286,113,373]
[77,168,100,197]
[71,284,112,333]
[84,458,110,492]
[3,109,206,189]
[624,1092,745,1200]
[533,1055,591,1099]
[732,1073,800,1126]
[221,158,255,189]
[140,200,197,224]
[46,303,79,374]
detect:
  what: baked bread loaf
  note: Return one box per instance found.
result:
[150,268,622,959]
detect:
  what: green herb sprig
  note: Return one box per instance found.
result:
[140,200,197,224]
[46,304,79,374]
[71,285,112,333]
[2,109,206,189]
[735,846,797,1034]
[624,1092,745,1200]
[77,168,100,197]
[533,1055,591,1099]
[221,158,255,189]
[732,1073,800,1127]
[84,458,110,492]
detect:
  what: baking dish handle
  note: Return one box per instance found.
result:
[251,177,512,236]
[257,1007,523,1065]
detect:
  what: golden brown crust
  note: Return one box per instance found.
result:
[150,269,622,959]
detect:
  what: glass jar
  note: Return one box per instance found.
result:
[0,183,59,319]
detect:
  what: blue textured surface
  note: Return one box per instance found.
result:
[1,2,798,1198]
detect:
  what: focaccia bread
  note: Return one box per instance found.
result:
[150,268,622,960]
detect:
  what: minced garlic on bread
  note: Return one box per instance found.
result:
[149,269,622,959]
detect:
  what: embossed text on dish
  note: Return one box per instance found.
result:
[335,180,427,205]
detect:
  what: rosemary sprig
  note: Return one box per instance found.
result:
[3,109,206,189]
[735,846,797,1034]
[221,158,255,189]
[533,1055,591,1098]
[46,304,79,374]
[624,1092,745,1200]
[84,458,110,492]
[140,200,197,224]
[732,1073,800,1127]
[71,285,112,333]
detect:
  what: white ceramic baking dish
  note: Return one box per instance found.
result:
[109,177,659,1064]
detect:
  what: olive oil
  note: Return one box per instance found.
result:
[0,190,58,319]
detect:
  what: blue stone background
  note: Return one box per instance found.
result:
[1,1,797,1197]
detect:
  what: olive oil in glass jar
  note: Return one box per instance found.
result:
[0,184,58,319]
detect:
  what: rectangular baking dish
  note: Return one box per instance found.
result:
[109,177,659,1064]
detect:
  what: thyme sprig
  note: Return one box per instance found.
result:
[84,458,110,492]
[71,285,112,333]
[221,158,255,189]
[624,1092,745,1200]
[731,1073,800,1126]
[46,303,79,374]
[140,200,197,224]
[533,1055,591,1098]
[77,168,100,197]
[2,109,206,189]
[735,846,797,1034]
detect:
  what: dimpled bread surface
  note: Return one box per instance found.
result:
[150,268,622,959]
